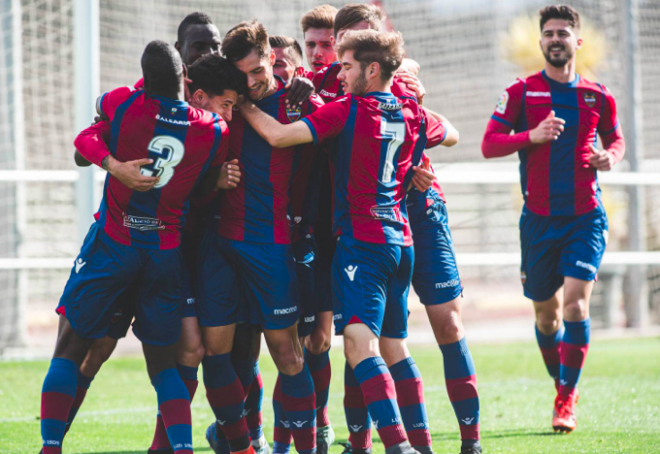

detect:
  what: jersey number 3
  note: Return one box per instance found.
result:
[142,136,185,188]
[380,119,405,184]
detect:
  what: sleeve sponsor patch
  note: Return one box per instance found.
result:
[495,91,509,114]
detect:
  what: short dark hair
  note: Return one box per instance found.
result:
[337,30,404,82]
[177,12,214,44]
[187,54,247,97]
[301,4,337,34]
[141,40,183,96]
[539,5,581,31]
[334,3,383,37]
[269,35,303,67]
[222,20,270,63]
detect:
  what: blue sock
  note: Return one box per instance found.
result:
[390,357,431,448]
[279,366,316,454]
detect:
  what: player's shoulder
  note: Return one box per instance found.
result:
[577,75,613,97]
[187,105,227,131]
[98,85,141,116]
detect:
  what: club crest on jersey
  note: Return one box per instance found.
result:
[583,92,597,108]
[520,271,526,284]
[286,106,302,123]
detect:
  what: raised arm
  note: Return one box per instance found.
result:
[238,101,314,148]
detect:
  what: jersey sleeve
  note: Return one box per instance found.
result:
[597,84,619,136]
[490,79,524,129]
[422,108,447,149]
[391,75,418,103]
[301,95,352,145]
[73,120,112,167]
[96,86,136,121]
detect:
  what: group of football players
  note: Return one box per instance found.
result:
[38,3,624,454]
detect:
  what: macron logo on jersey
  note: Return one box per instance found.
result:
[344,265,358,281]
[526,91,551,97]
[320,89,337,98]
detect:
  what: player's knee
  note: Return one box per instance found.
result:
[270,342,304,375]
[306,329,331,355]
[563,297,588,320]
[81,339,116,376]
[432,309,464,344]
[178,341,205,367]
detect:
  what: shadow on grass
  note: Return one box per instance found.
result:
[484,429,562,439]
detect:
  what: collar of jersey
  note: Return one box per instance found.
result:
[541,69,580,89]
[256,76,286,106]
[365,91,396,101]
[148,94,189,108]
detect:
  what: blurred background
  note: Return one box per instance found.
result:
[1,0,659,357]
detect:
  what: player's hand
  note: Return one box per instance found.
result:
[216,159,241,190]
[410,155,435,192]
[396,72,426,105]
[107,157,159,192]
[285,77,315,107]
[529,110,565,144]
[586,144,614,171]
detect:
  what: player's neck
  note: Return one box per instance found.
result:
[263,77,280,99]
[544,61,577,84]
[366,79,391,95]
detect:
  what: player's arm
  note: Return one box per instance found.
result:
[238,101,314,148]
[424,108,459,147]
[481,81,565,158]
[589,88,626,171]
[73,121,159,192]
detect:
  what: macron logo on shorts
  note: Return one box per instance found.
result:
[575,260,597,273]
[344,265,358,281]
[274,306,298,315]
[75,258,86,274]
[435,279,460,289]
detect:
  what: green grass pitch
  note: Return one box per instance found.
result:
[1,337,659,453]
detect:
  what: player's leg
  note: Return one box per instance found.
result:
[135,247,194,454]
[196,235,252,454]
[533,291,564,390]
[41,223,137,453]
[334,237,414,454]
[551,205,606,432]
[520,206,566,390]
[380,246,433,454]
[245,329,268,453]
[233,239,315,454]
[343,361,373,454]
[298,234,335,454]
[410,196,480,453]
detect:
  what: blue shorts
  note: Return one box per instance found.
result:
[332,236,411,338]
[58,222,183,346]
[382,245,414,339]
[294,235,318,338]
[103,231,199,340]
[520,202,608,302]
[180,231,199,318]
[196,234,299,330]
[408,196,463,305]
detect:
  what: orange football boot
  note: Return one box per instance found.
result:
[552,391,579,433]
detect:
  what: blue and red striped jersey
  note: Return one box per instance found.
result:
[216,77,324,244]
[93,86,229,249]
[491,70,620,216]
[302,92,445,246]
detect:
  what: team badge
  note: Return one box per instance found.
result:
[495,91,509,114]
[286,106,302,123]
[171,107,178,114]
[520,271,527,284]
[583,92,597,108]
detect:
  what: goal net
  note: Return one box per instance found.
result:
[1,0,659,353]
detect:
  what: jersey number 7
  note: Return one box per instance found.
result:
[380,119,405,184]
[141,135,185,188]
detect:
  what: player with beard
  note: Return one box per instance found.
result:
[237,29,455,454]
[198,20,321,454]
[482,5,625,433]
